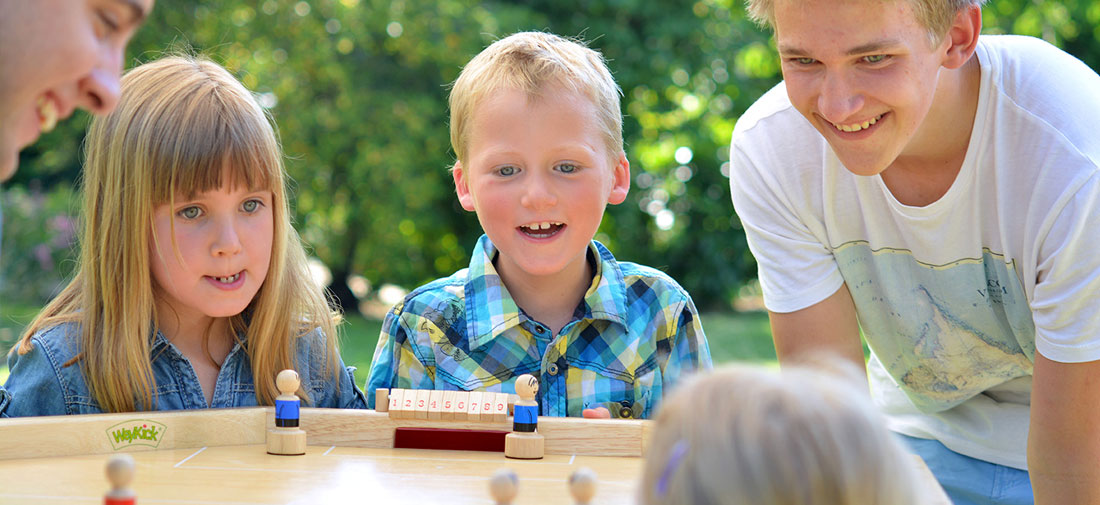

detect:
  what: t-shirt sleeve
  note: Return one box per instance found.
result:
[728,132,844,313]
[1030,172,1100,363]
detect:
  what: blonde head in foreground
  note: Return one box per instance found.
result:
[640,361,927,505]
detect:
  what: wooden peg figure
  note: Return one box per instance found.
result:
[569,467,598,505]
[504,374,544,459]
[488,468,519,505]
[266,369,307,455]
[104,454,136,505]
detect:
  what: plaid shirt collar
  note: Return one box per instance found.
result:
[464,234,630,350]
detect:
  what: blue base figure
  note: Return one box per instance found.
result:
[513,403,537,432]
[275,397,300,427]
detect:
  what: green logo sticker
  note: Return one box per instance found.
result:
[106,419,167,450]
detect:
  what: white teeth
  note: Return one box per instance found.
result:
[523,221,562,231]
[37,96,58,133]
[833,114,882,133]
[215,273,240,283]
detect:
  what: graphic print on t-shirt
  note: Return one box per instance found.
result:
[835,241,1034,413]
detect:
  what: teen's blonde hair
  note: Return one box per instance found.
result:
[16,55,340,412]
[640,361,927,505]
[448,31,623,176]
[745,0,988,43]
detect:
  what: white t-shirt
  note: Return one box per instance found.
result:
[729,35,1100,470]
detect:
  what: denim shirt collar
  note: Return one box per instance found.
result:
[463,234,629,350]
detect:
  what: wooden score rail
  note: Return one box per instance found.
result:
[0,407,652,460]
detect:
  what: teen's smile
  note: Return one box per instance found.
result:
[829,112,886,133]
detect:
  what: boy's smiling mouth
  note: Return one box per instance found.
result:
[519,221,565,238]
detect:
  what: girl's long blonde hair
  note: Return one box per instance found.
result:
[16,55,340,413]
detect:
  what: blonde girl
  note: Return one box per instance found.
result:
[640,361,927,505]
[1,56,365,416]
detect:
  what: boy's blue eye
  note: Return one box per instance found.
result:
[179,206,202,219]
[795,57,816,65]
[863,54,887,63]
[557,163,578,173]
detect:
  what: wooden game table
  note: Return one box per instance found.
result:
[0,407,950,504]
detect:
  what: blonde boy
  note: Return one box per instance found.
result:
[366,32,710,418]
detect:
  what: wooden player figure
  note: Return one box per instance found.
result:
[488,468,519,505]
[266,369,307,455]
[104,454,136,505]
[568,467,598,505]
[504,374,544,459]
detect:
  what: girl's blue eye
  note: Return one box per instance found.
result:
[179,207,201,219]
[498,166,517,176]
[242,199,261,212]
[558,163,578,173]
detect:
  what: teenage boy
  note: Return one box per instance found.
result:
[0,0,152,183]
[729,0,1100,503]
[366,31,711,419]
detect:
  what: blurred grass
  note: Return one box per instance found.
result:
[2,305,776,387]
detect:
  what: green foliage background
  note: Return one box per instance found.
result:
[4,0,1100,314]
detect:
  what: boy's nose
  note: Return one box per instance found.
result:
[519,179,557,210]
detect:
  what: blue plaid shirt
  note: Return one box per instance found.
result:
[365,235,711,419]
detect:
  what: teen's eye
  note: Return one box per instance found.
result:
[242,199,264,213]
[178,206,202,219]
[557,163,578,173]
[96,9,121,33]
[789,57,816,65]
[497,165,518,177]
[862,54,888,63]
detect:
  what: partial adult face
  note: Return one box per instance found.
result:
[454,87,630,288]
[150,184,274,328]
[774,0,949,176]
[0,0,152,181]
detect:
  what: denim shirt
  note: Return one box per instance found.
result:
[0,322,366,417]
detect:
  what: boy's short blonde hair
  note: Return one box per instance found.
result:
[449,32,623,169]
[746,0,988,43]
[640,361,928,505]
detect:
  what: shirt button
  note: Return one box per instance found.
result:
[547,363,559,376]
[619,406,633,419]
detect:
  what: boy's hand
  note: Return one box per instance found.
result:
[582,407,611,419]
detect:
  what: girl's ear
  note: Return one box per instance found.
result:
[941,5,981,70]
[453,161,477,212]
[607,151,630,205]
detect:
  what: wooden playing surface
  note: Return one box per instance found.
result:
[0,407,950,504]
[0,444,642,504]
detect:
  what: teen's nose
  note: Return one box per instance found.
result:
[75,48,124,116]
[816,70,864,125]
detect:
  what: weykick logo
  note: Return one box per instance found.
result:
[106,420,167,450]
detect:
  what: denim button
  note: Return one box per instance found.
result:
[547,363,559,375]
